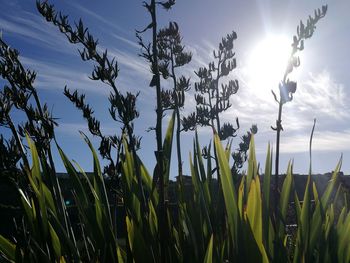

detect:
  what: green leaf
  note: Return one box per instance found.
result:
[321,157,342,206]
[57,143,106,247]
[163,111,175,185]
[0,235,16,261]
[26,135,49,239]
[246,177,263,245]
[324,204,334,239]
[279,161,293,236]
[190,147,212,238]
[80,131,112,225]
[309,158,342,252]
[238,177,245,217]
[294,175,311,262]
[57,145,89,208]
[47,209,79,261]
[214,132,239,249]
[42,184,57,216]
[262,144,272,250]
[25,133,41,183]
[246,135,257,193]
[136,155,158,204]
[148,200,158,236]
[294,192,301,223]
[49,223,61,259]
[73,160,99,201]
[312,181,319,205]
[95,195,104,234]
[126,216,153,262]
[19,189,34,231]
[203,235,213,263]
[225,139,232,161]
[246,177,269,262]
[117,246,125,263]
[122,136,135,190]
[338,212,350,262]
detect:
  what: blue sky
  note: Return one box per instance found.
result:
[1,0,350,177]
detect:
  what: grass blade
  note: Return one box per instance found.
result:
[214,132,239,250]
[262,144,272,249]
[203,234,213,263]
[163,111,175,185]
[0,235,16,261]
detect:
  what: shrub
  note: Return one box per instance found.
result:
[0,128,348,262]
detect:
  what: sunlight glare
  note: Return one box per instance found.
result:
[247,35,291,101]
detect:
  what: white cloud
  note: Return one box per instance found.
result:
[0,12,74,55]
[280,129,350,153]
[181,44,349,159]
[111,33,140,50]
[223,66,349,135]
[109,48,149,79]
[21,56,108,95]
[293,70,348,119]
[67,2,125,34]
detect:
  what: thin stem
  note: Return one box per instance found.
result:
[170,46,183,180]
[150,0,166,261]
[274,101,283,217]
[175,108,183,177]
[215,52,222,133]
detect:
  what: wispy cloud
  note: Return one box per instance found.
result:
[0,11,75,55]
[280,129,350,153]
[109,48,149,78]
[67,2,125,34]
[223,68,349,134]
[182,40,349,160]
[111,33,140,50]
[21,56,109,95]
[293,70,348,119]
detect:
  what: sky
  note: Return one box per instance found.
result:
[1,0,350,177]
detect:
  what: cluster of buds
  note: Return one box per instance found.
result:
[184,31,240,140]
[38,0,141,179]
[157,22,192,111]
[109,92,139,124]
[0,36,57,159]
[231,124,258,177]
[273,5,327,106]
[271,5,327,134]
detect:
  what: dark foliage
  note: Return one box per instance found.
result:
[156,21,192,178]
[183,31,239,140]
[37,0,142,179]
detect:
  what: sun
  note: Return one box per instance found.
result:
[246,35,291,101]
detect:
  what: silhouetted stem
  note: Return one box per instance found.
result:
[274,101,283,218]
[150,0,166,260]
[215,53,222,133]
[170,47,183,180]
[175,108,183,178]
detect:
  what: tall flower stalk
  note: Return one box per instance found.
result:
[36,1,145,245]
[136,1,176,261]
[182,32,240,182]
[271,3,327,230]
[157,22,192,180]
